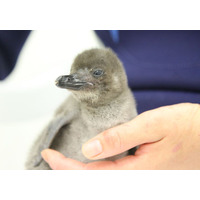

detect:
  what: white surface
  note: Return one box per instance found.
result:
[0,30,103,169]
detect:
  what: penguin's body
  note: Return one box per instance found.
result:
[26,48,137,170]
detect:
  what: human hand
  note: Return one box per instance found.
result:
[41,103,200,170]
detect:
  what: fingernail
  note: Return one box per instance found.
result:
[41,150,48,162]
[82,140,103,158]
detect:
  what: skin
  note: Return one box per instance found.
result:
[41,103,200,170]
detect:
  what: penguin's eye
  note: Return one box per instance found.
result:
[93,69,104,77]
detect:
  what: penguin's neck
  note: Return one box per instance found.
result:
[80,89,129,119]
[78,89,133,132]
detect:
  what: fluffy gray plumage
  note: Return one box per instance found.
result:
[26,48,137,170]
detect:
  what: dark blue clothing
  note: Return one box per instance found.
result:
[0,30,30,80]
[95,30,200,114]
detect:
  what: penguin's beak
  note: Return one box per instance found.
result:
[55,74,93,90]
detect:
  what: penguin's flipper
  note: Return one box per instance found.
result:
[33,112,75,167]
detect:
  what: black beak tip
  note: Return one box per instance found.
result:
[54,74,92,90]
[55,76,62,86]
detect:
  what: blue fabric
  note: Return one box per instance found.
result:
[0,30,31,80]
[95,30,200,114]
[109,30,119,43]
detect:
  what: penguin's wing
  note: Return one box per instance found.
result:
[33,111,75,167]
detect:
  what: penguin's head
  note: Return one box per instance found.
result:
[55,48,128,106]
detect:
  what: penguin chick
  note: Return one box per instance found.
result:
[26,48,138,170]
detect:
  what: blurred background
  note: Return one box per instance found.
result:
[0,30,104,169]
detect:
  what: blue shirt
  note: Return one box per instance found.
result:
[0,30,30,80]
[95,30,200,114]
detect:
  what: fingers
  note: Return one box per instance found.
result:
[82,106,174,160]
[41,149,148,170]
[41,149,85,170]
[84,155,148,170]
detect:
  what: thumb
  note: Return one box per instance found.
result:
[82,106,170,160]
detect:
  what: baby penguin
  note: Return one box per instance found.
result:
[26,48,137,170]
